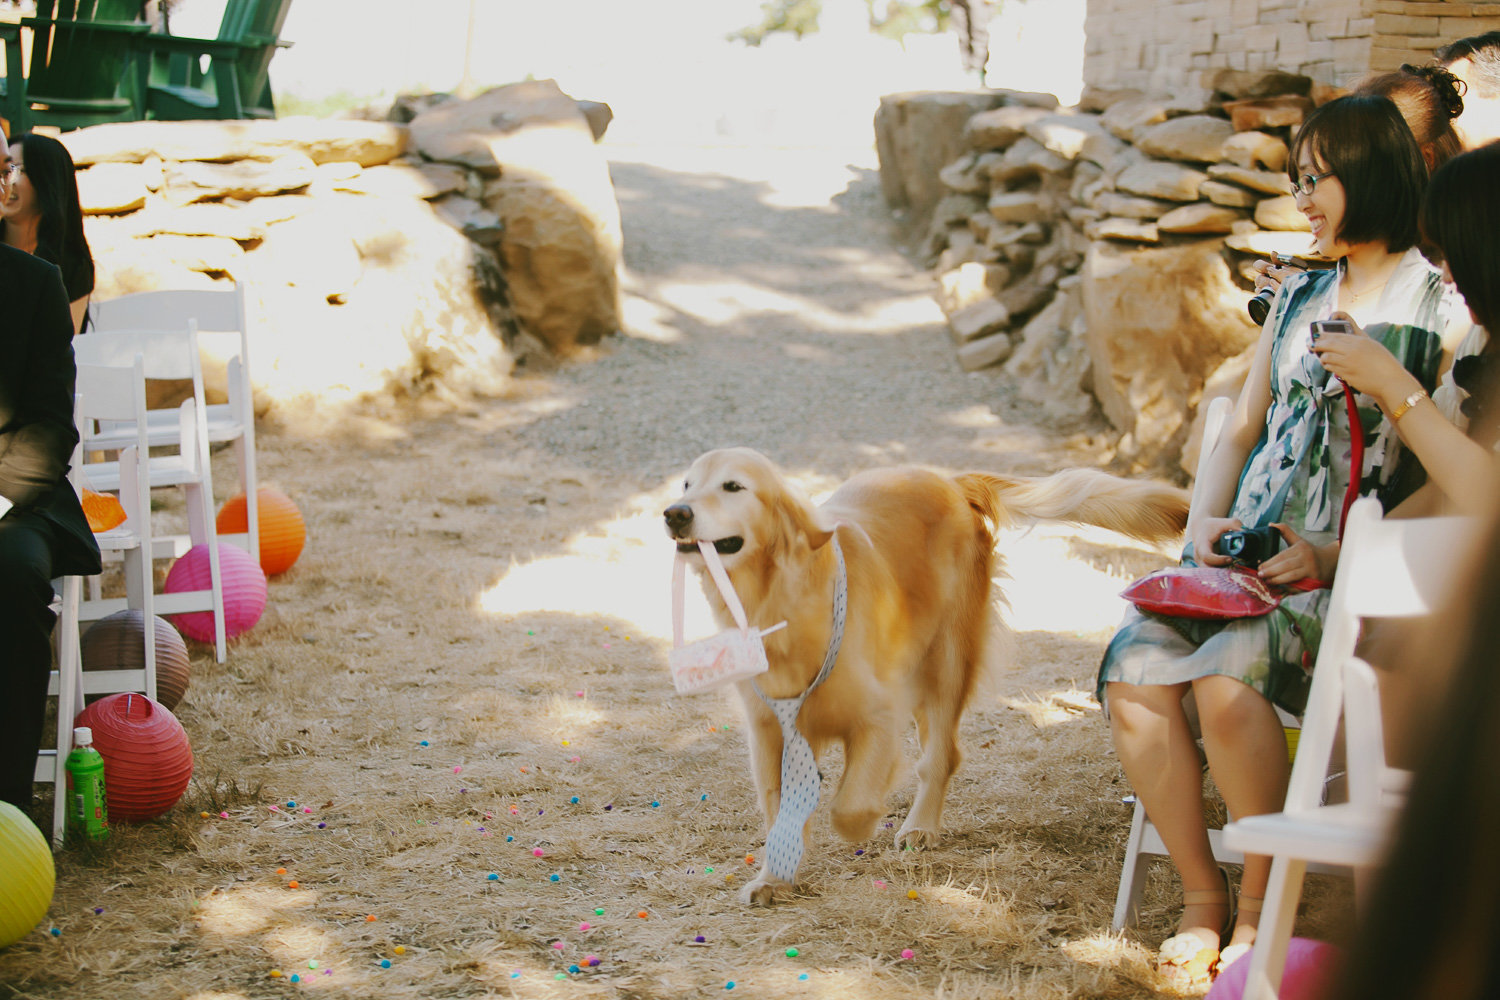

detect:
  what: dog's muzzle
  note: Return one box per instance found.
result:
[664,504,744,555]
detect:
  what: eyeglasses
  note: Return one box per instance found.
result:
[0,163,15,181]
[1292,170,1335,197]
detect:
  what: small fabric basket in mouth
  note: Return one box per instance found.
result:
[669,540,784,694]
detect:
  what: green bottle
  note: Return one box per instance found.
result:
[65,727,109,842]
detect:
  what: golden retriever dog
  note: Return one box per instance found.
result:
[663,447,1189,905]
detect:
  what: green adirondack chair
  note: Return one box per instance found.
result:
[1,0,149,134]
[139,0,294,121]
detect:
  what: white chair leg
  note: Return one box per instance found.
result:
[53,575,84,849]
[1112,799,1154,930]
[1241,854,1307,1000]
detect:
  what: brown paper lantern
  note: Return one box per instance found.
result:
[80,610,192,711]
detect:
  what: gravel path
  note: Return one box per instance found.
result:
[515,143,1107,487]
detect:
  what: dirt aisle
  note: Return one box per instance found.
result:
[5,143,1256,1000]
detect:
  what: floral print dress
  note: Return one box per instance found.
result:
[1097,248,1448,716]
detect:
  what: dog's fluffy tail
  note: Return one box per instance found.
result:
[955,469,1189,542]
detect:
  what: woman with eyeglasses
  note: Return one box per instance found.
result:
[1097,95,1456,989]
[1312,142,1500,515]
[3,133,94,335]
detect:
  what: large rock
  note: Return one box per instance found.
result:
[1254,195,1310,231]
[76,162,148,214]
[1206,163,1293,195]
[62,119,409,167]
[1134,115,1236,164]
[413,80,623,354]
[1004,280,1096,426]
[1223,96,1314,132]
[1024,113,1113,162]
[1222,130,1288,172]
[875,90,1010,237]
[1083,240,1259,470]
[963,104,1050,150]
[247,196,510,402]
[163,153,316,205]
[1115,160,1209,202]
[1157,202,1247,234]
[331,162,467,200]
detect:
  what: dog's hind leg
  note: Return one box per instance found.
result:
[896,633,978,848]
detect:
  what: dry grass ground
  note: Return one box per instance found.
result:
[2,144,1351,999]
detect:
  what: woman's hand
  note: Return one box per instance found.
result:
[1257,522,1338,586]
[1309,311,1420,408]
[1192,516,1242,567]
[1251,253,1304,294]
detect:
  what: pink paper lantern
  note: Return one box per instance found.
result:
[75,693,193,822]
[163,543,267,643]
[1208,937,1342,1000]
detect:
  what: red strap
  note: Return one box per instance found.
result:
[1337,377,1363,538]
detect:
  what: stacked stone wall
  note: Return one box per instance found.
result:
[1084,0,1500,97]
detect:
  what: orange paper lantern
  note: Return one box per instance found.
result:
[81,488,127,532]
[217,487,306,576]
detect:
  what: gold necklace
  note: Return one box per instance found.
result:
[1343,258,1400,304]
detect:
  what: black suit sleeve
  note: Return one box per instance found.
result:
[0,262,79,509]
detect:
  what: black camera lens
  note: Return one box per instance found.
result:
[1248,287,1274,325]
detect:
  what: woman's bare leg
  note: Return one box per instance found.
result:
[1107,681,1229,951]
[1193,673,1292,951]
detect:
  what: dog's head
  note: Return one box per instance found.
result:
[663,448,832,566]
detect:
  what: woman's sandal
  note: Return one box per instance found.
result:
[1157,869,1236,989]
[1214,893,1264,977]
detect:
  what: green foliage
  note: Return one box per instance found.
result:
[866,0,949,41]
[730,0,823,45]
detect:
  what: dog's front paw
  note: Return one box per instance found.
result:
[739,871,792,907]
[894,818,939,850]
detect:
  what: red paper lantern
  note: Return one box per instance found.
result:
[81,610,192,710]
[217,487,306,576]
[163,543,267,644]
[74,694,193,823]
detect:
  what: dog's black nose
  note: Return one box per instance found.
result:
[663,504,693,534]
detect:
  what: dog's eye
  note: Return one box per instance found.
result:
[722,481,743,493]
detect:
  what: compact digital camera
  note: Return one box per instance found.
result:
[1213,525,1283,567]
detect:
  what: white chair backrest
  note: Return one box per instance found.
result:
[1283,497,1469,814]
[74,358,152,530]
[93,287,245,334]
[75,325,201,382]
[75,357,150,425]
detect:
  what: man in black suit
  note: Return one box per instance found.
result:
[0,129,102,818]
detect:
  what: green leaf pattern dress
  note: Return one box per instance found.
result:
[1098,248,1451,716]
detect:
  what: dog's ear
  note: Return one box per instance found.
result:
[772,488,834,550]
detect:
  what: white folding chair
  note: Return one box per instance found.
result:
[71,358,160,695]
[35,359,159,847]
[1223,499,1470,999]
[73,329,228,663]
[90,285,259,564]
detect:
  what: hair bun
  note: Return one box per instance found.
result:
[1401,63,1465,120]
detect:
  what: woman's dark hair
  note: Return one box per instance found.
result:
[12,132,94,302]
[1356,64,1465,171]
[1422,142,1500,335]
[1422,142,1500,445]
[1288,94,1429,253]
[1325,504,1500,1000]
